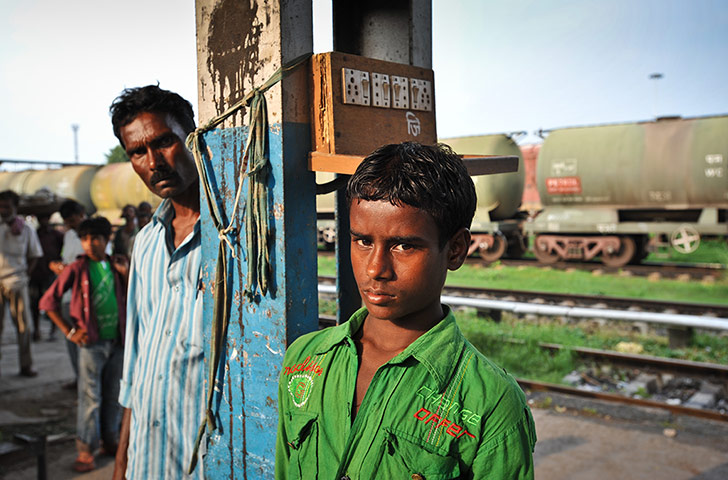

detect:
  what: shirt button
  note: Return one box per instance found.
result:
[158,374,163,380]
[174,285,180,292]
[165,330,171,336]
[153,420,160,427]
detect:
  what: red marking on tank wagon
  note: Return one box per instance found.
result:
[546,176,582,194]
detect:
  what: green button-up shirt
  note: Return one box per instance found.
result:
[275,307,536,479]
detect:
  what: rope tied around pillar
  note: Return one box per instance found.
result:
[184,52,312,474]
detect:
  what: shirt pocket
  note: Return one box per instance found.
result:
[380,428,461,480]
[284,411,319,480]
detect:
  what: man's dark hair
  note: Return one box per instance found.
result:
[109,85,196,147]
[137,201,152,213]
[346,142,476,247]
[0,190,20,206]
[78,217,112,240]
[59,199,85,220]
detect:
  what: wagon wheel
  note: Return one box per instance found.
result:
[670,225,700,254]
[479,235,507,263]
[532,235,560,264]
[601,236,636,268]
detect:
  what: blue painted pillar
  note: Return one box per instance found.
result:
[194,1,316,477]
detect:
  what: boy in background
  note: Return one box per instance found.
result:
[275,143,536,479]
[40,217,128,472]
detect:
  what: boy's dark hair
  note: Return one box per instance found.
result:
[59,199,85,220]
[346,142,476,247]
[109,85,196,148]
[78,217,112,240]
[0,190,20,206]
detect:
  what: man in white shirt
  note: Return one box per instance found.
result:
[0,190,43,377]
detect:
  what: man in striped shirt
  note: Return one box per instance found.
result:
[110,85,205,479]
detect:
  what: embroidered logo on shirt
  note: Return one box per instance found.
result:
[284,356,324,377]
[415,386,482,426]
[413,407,476,439]
[288,374,314,407]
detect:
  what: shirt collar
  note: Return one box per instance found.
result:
[312,305,465,393]
[151,198,174,227]
[151,198,201,252]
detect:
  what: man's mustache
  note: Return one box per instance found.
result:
[150,170,178,185]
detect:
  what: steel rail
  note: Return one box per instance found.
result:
[441,284,728,317]
[528,341,728,381]
[317,282,728,331]
[439,294,728,331]
[517,379,728,423]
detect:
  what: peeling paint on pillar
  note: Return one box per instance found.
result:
[198,123,317,478]
[196,1,315,477]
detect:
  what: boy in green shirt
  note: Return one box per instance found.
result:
[276,142,536,479]
[40,217,128,472]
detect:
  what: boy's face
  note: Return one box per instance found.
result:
[349,199,468,327]
[81,234,108,262]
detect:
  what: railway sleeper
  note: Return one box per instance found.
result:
[534,235,636,267]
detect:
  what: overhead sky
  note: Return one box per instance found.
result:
[1,0,726,165]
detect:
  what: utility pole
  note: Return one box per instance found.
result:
[649,72,663,118]
[71,124,79,163]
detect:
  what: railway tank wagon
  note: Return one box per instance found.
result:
[526,115,728,267]
[0,162,161,220]
[440,133,527,261]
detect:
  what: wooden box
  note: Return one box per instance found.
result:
[310,52,437,172]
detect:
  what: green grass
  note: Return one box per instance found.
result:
[456,309,728,377]
[319,254,728,304]
[644,238,728,264]
[446,263,728,304]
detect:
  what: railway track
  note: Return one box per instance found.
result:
[440,284,728,318]
[318,275,728,318]
[518,379,728,422]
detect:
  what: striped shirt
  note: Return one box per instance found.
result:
[119,199,205,479]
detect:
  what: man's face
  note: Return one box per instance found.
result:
[120,111,198,200]
[81,234,108,262]
[349,199,460,327]
[0,199,16,223]
[121,206,136,221]
[64,212,85,232]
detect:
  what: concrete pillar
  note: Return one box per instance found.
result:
[195,1,316,477]
[330,0,433,323]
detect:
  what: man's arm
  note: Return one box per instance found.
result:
[113,408,131,480]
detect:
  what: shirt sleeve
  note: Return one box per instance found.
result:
[118,252,141,408]
[38,261,77,314]
[469,405,537,479]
